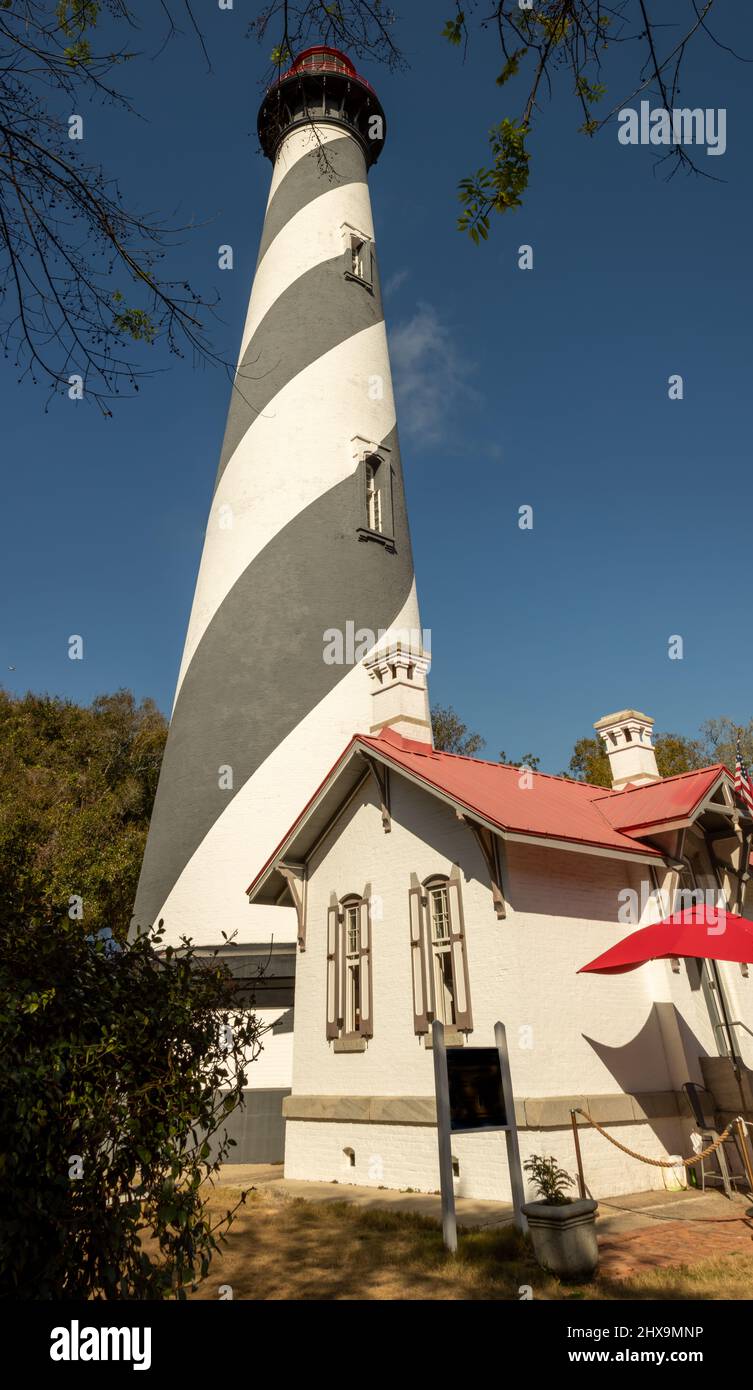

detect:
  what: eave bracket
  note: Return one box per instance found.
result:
[363,755,391,833]
[457,812,507,919]
[279,862,307,952]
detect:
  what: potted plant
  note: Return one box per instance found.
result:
[521,1155,599,1280]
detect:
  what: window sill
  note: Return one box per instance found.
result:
[333,1036,368,1053]
[357,526,395,553]
[344,271,374,294]
[423,1030,466,1050]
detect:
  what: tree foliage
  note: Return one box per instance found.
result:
[3,2,739,407]
[567,733,612,785]
[499,749,540,770]
[0,904,260,1298]
[248,2,736,241]
[431,703,485,756]
[0,687,167,935]
[430,706,538,766]
[443,0,731,241]
[430,698,753,783]
[699,717,753,776]
[566,722,752,787]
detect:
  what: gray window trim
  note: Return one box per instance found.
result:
[343,234,374,292]
[355,452,395,551]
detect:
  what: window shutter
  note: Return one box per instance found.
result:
[358,884,373,1038]
[447,870,473,1032]
[386,464,395,537]
[326,896,340,1040]
[339,904,347,1034]
[408,875,429,1034]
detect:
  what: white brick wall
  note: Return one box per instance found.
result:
[285,1116,692,1201]
[294,777,682,1101]
[282,769,753,1198]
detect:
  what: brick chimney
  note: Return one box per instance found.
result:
[364,642,432,744]
[593,709,660,790]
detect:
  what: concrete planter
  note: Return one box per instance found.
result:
[521,1198,599,1280]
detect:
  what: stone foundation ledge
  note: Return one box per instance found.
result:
[282,1091,692,1128]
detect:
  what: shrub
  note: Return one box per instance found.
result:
[0,901,261,1299]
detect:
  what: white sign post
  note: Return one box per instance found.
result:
[432,1018,527,1249]
[431,1019,458,1253]
[494,1020,527,1233]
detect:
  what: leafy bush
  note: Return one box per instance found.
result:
[0,899,261,1299]
[523,1154,575,1206]
[0,688,167,937]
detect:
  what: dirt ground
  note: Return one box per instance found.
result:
[186,1185,753,1301]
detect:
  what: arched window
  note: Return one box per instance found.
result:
[425,876,456,1027]
[407,869,473,1036]
[342,894,362,1036]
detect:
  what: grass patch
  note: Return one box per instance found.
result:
[185,1190,753,1301]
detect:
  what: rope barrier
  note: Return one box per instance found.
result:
[572,1108,736,1168]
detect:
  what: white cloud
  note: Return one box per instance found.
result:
[389,302,475,447]
[384,268,410,296]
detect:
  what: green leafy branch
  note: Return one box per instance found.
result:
[458,118,530,243]
[444,1,723,241]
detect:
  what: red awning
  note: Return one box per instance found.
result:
[579,907,753,975]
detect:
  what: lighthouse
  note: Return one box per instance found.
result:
[134,49,425,975]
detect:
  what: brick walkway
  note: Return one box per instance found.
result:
[599,1216,753,1281]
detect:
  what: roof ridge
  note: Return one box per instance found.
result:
[592,763,726,801]
[363,734,614,791]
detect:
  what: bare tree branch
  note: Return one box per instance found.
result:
[0,1,224,411]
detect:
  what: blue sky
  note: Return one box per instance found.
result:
[2,4,751,772]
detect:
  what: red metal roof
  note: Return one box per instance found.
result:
[356,730,663,858]
[592,765,727,833]
[247,731,738,898]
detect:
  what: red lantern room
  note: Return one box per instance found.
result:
[258,44,386,166]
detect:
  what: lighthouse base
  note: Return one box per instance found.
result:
[195,942,296,1163]
[210,1086,292,1164]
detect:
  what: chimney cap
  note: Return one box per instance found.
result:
[593,709,654,731]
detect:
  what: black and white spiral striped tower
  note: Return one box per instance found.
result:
[134,47,424,947]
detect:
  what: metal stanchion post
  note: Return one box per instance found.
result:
[735,1116,753,1195]
[571,1109,586,1198]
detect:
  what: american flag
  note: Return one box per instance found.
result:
[734,737,753,815]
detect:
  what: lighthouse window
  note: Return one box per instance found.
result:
[355,444,395,550]
[366,459,382,533]
[344,230,373,289]
[351,236,366,279]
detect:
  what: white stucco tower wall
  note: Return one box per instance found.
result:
[134,48,423,952]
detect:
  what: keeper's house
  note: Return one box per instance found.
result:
[248,657,753,1201]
